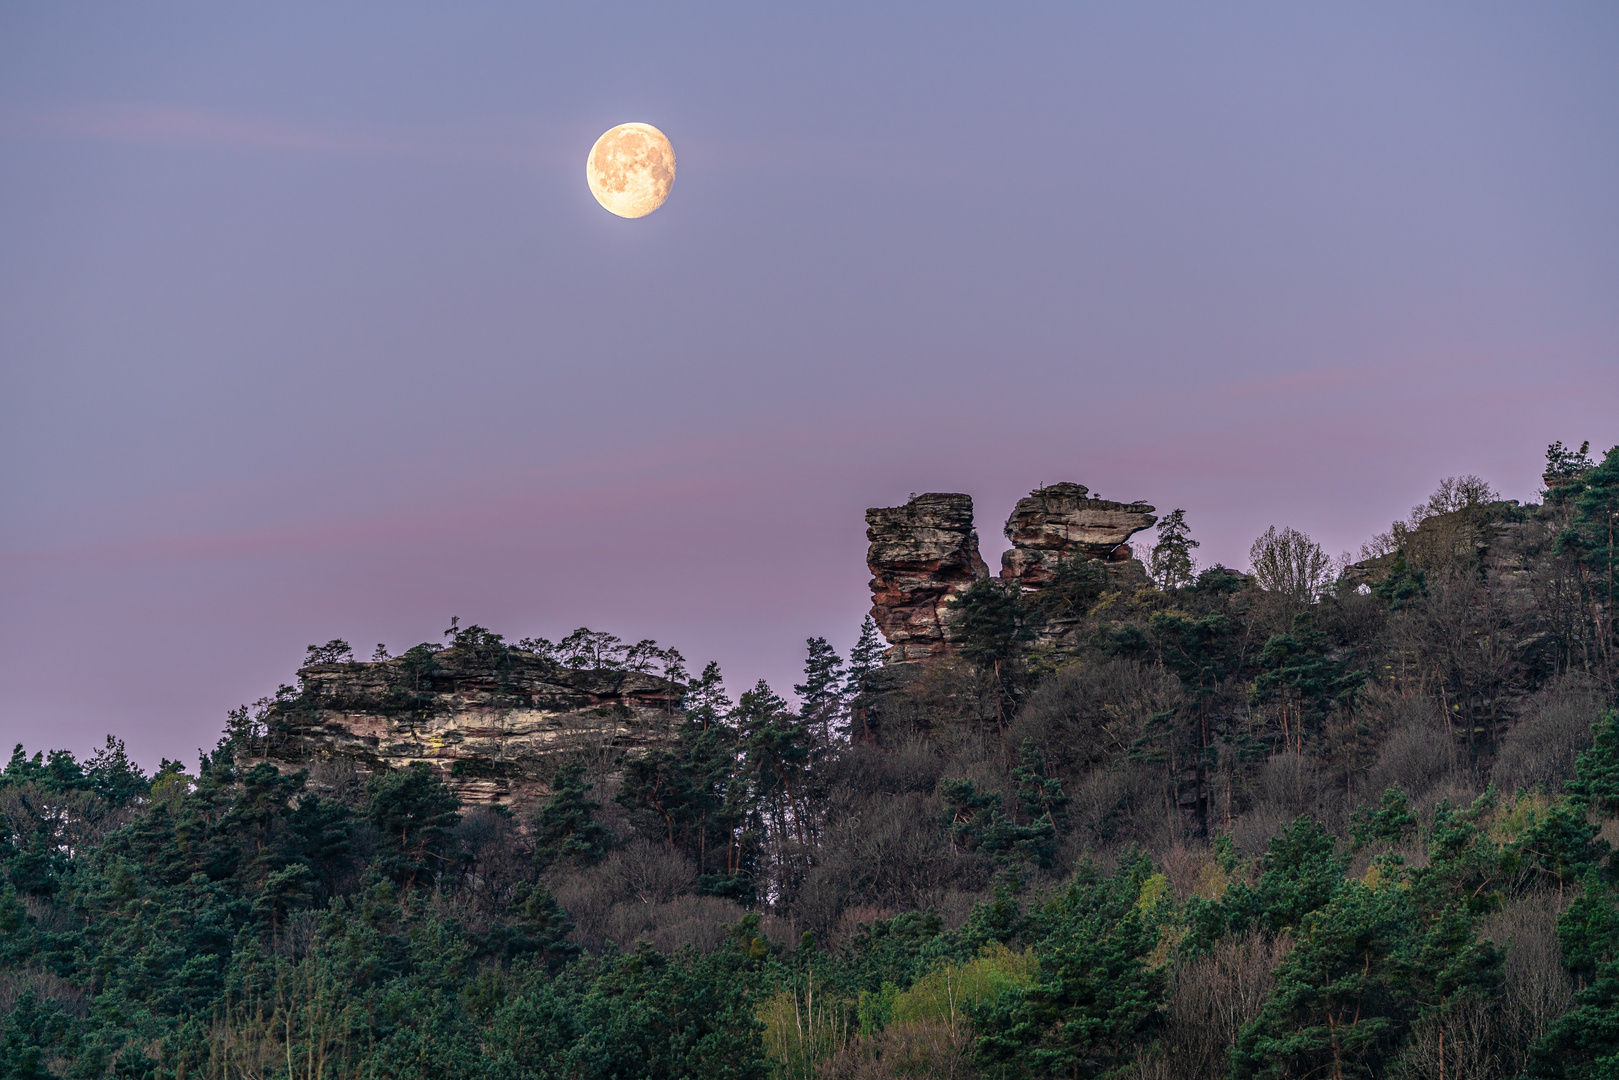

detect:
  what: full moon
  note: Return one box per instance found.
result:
[586,123,675,219]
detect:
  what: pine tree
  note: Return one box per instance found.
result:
[364,762,463,892]
[533,761,611,868]
[948,578,1035,735]
[973,859,1164,1080]
[684,660,733,730]
[1149,508,1200,590]
[793,637,846,745]
[844,617,885,742]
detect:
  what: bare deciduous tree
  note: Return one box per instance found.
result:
[1249,525,1334,601]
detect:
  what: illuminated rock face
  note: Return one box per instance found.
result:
[999,483,1157,589]
[865,483,1157,663]
[246,647,680,811]
[864,493,990,662]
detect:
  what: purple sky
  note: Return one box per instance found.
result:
[2,4,1616,769]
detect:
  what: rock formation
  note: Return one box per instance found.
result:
[246,646,680,811]
[865,493,990,662]
[865,483,1158,664]
[999,483,1157,588]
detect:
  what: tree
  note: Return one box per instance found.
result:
[1567,711,1619,818]
[1557,445,1619,670]
[949,578,1035,734]
[1372,549,1427,609]
[534,761,611,867]
[1233,848,1501,1080]
[1250,525,1334,602]
[685,660,733,731]
[973,859,1165,1080]
[303,639,354,666]
[1110,609,1239,835]
[936,741,1071,869]
[1250,614,1367,756]
[1149,508,1200,591]
[845,617,886,742]
[793,637,846,745]
[736,680,812,880]
[1544,439,1595,507]
[365,763,463,892]
[1527,877,1619,1079]
[1529,715,1619,1077]
[1411,474,1498,522]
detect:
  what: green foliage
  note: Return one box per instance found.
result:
[971,859,1165,1080]
[533,761,611,868]
[1372,549,1428,609]
[1351,787,1418,849]
[1568,710,1619,818]
[303,638,355,666]
[1149,507,1200,591]
[793,636,846,739]
[937,769,1064,869]
[1547,439,1596,480]
[1012,739,1070,835]
[1193,562,1245,594]
[950,578,1035,671]
[1035,555,1110,620]
[889,944,1038,1027]
[1528,877,1619,1078]
[365,762,464,891]
[1251,613,1368,747]
[2,442,1614,1080]
[1255,815,1347,933]
[1232,865,1501,1080]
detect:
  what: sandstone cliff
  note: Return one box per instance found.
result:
[247,645,680,810]
[866,483,1157,663]
[865,493,990,662]
[999,483,1157,587]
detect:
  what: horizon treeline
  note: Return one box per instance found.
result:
[2,439,1618,1079]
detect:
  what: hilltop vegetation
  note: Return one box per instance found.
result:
[2,440,1618,1079]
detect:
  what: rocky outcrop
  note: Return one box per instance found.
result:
[865,484,1158,664]
[248,646,680,811]
[999,483,1157,588]
[865,493,990,662]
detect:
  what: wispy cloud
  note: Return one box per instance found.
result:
[2,101,561,163]
[10,101,414,154]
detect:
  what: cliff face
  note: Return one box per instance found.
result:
[248,646,680,810]
[999,483,1157,588]
[866,483,1157,663]
[865,493,990,662]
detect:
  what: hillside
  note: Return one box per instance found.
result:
[1,439,1616,1080]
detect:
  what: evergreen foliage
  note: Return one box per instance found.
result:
[3,444,1618,1078]
[533,761,611,868]
[1148,507,1200,591]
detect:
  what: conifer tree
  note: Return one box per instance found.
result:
[844,617,885,742]
[684,660,732,731]
[365,762,463,892]
[1149,508,1200,591]
[533,760,611,868]
[949,578,1035,734]
[793,637,846,745]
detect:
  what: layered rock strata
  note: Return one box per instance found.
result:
[246,647,680,810]
[999,483,1157,588]
[866,483,1157,664]
[865,493,990,662]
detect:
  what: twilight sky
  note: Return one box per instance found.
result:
[2,3,1616,769]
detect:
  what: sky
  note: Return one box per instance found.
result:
[2,3,1616,769]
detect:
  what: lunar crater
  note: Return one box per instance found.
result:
[586,122,675,218]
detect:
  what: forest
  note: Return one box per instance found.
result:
[2,439,1617,1080]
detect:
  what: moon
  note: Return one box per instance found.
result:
[586,123,675,219]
